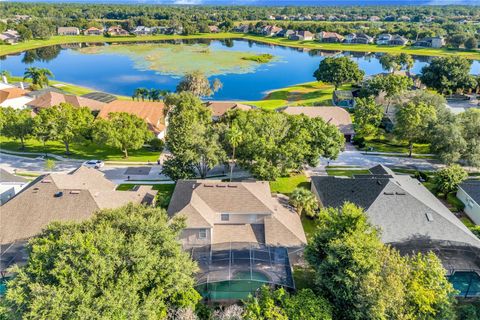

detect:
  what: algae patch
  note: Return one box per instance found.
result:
[76,43,276,76]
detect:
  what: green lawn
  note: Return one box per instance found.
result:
[326,168,371,177]
[0,136,160,162]
[269,174,309,196]
[3,33,479,59]
[244,82,352,110]
[116,183,175,208]
[363,133,431,155]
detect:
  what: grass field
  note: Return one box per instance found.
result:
[0,136,160,162]
[2,33,479,59]
[269,174,309,195]
[117,183,175,208]
[363,133,431,155]
[326,168,371,177]
[244,82,351,110]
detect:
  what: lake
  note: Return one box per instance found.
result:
[2,39,479,100]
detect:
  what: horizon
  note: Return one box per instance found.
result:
[2,0,480,6]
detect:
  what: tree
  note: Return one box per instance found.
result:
[394,102,437,157]
[225,110,344,180]
[34,103,94,154]
[226,124,242,182]
[458,109,480,167]
[288,187,318,218]
[313,57,364,89]
[93,112,152,158]
[398,53,414,73]
[44,159,56,171]
[243,287,332,320]
[420,56,477,95]
[430,119,467,165]
[0,204,200,319]
[447,33,467,48]
[23,67,53,88]
[176,71,222,97]
[353,97,383,137]
[363,74,413,111]
[0,107,33,149]
[464,37,478,50]
[433,165,468,196]
[305,203,456,320]
[164,92,225,179]
[379,53,401,73]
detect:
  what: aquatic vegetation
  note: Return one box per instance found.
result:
[241,53,274,63]
[76,43,276,76]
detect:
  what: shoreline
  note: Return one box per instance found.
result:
[1,32,480,59]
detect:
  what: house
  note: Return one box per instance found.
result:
[276,29,295,38]
[97,100,166,139]
[233,24,249,33]
[389,35,409,46]
[311,165,480,297]
[414,36,445,48]
[369,16,381,22]
[280,106,354,142]
[344,33,374,44]
[28,92,106,113]
[376,33,393,45]
[333,90,355,108]
[0,169,29,205]
[288,30,314,41]
[107,25,129,36]
[316,31,344,43]
[0,166,157,273]
[132,26,152,35]
[204,101,254,120]
[208,25,220,33]
[0,30,21,44]
[262,26,282,37]
[57,27,80,36]
[84,27,103,35]
[0,87,33,110]
[398,15,411,22]
[457,180,480,225]
[167,180,307,300]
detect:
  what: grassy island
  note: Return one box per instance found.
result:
[241,53,274,63]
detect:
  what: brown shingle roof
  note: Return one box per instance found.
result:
[98,100,166,134]
[0,88,29,104]
[0,166,157,245]
[281,106,354,135]
[168,180,306,247]
[28,92,106,112]
[205,101,253,118]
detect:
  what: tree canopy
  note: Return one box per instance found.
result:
[353,97,384,137]
[433,165,468,196]
[0,107,33,149]
[305,203,456,320]
[420,56,477,95]
[93,112,152,158]
[34,103,94,154]
[313,57,364,89]
[0,204,200,319]
[176,71,222,97]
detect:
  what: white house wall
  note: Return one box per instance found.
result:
[457,187,480,225]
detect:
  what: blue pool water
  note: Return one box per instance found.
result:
[1,39,479,100]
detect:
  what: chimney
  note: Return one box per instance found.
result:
[1,75,7,84]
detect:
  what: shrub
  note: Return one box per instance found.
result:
[149,137,165,151]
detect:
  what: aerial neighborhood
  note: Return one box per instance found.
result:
[0,2,480,320]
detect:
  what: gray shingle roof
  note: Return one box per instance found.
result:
[311,168,480,249]
[459,180,480,205]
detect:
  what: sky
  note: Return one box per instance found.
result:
[1,0,479,5]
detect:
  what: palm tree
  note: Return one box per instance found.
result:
[23,67,53,88]
[148,88,160,102]
[226,124,242,182]
[289,188,319,218]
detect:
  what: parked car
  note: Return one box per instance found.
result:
[82,160,104,169]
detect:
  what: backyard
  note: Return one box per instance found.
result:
[116,183,175,208]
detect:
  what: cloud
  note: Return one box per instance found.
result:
[173,0,203,4]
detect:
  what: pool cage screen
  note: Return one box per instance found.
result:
[188,242,295,301]
[394,239,480,298]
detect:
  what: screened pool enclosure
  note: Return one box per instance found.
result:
[188,242,295,301]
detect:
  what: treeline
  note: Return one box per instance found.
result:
[1,3,479,22]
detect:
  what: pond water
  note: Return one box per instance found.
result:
[2,39,479,100]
